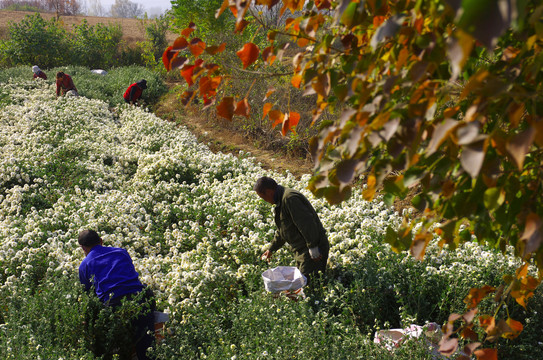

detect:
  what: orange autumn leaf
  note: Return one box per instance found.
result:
[179,90,194,106]
[474,348,498,360]
[255,0,280,9]
[170,56,188,70]
[478,315,496,331]
[464,285,496,309]
[262,102,273,119]
[262,46,276,65]
[362,174,377,201]
[503,318,523,339]
[282,111,301,136]
[180,65,195,86]
[172,36,189,50]
[297,37,310,47]
[285,17,297,31]
[284,0,305,13]
[269,110,284,128]
[291,74,302,88]
[373,16,387,28]
[216,0,229,18]
[217,97,235,120]
[414,16,424,33]
[181,22,196,37]
[314,0,332,9]
[237,43,260,69]
[162,46,176,70]
[205,43,226,55]
[444,105,460,118]
[202,94,213,108]
[235,19,250,33]
[199,76,221,97]
[234,98,251,118]
[189,38,206,57]
[263,87,276,101]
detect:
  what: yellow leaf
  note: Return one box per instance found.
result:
[362,175,376,201]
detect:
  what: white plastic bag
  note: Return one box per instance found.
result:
[262,266,307,293]
[91,69,108,76]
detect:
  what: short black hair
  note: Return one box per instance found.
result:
[254,176,278,193]
[78,230,101,247]
[137,79,147,89]
[56,71,64,78]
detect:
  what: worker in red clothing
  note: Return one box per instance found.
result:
[124,79,147,105]
[32,65,47,80]
[56,71,78,97]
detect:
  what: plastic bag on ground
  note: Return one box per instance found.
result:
[374,322,446,358]
[262,266,307,293]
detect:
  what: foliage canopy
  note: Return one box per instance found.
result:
[164,0,543,356]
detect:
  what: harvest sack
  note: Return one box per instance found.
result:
[262,266,307,293]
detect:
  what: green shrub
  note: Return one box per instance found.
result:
[0,13,69,68]
[0,13,148,69]
[69,20,123,69]
[0,274,155,359]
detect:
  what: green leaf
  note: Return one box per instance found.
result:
[340,1,365,28]
[385,225,412,253]
[483,187,505,210]
[383,192,395,206]
[455,0,516,48]
[411,194,427,211]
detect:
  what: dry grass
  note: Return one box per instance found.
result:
[0,10,178,45]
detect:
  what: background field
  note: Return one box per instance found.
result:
[0,10,177,45]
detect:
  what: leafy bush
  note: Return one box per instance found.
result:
[0,273,155,359]
[69,20,123,69]
[0,13,148,69]
[0,12,69,68]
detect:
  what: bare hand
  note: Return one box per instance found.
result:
[261,250,272,262]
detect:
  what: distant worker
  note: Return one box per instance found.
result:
[78,229,156,359]
[255,176,330,285]
[124,79,147,105]
[32,65,47,80]
[56,71,78,97]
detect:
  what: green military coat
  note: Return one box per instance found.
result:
[268,186,329,277]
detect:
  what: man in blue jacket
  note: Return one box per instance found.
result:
[78,229,155,359]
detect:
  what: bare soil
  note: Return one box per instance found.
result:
[154,81,315,179]
[153,82,415,213]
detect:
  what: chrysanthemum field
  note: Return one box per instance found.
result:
[0,74,542,359]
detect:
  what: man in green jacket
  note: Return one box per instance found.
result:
[255,176,329,284]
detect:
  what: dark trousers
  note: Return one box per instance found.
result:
[108,288,156,360]
[296,247,329,286]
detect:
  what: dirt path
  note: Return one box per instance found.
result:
[154,85,314,179]
[153,85,416,213]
